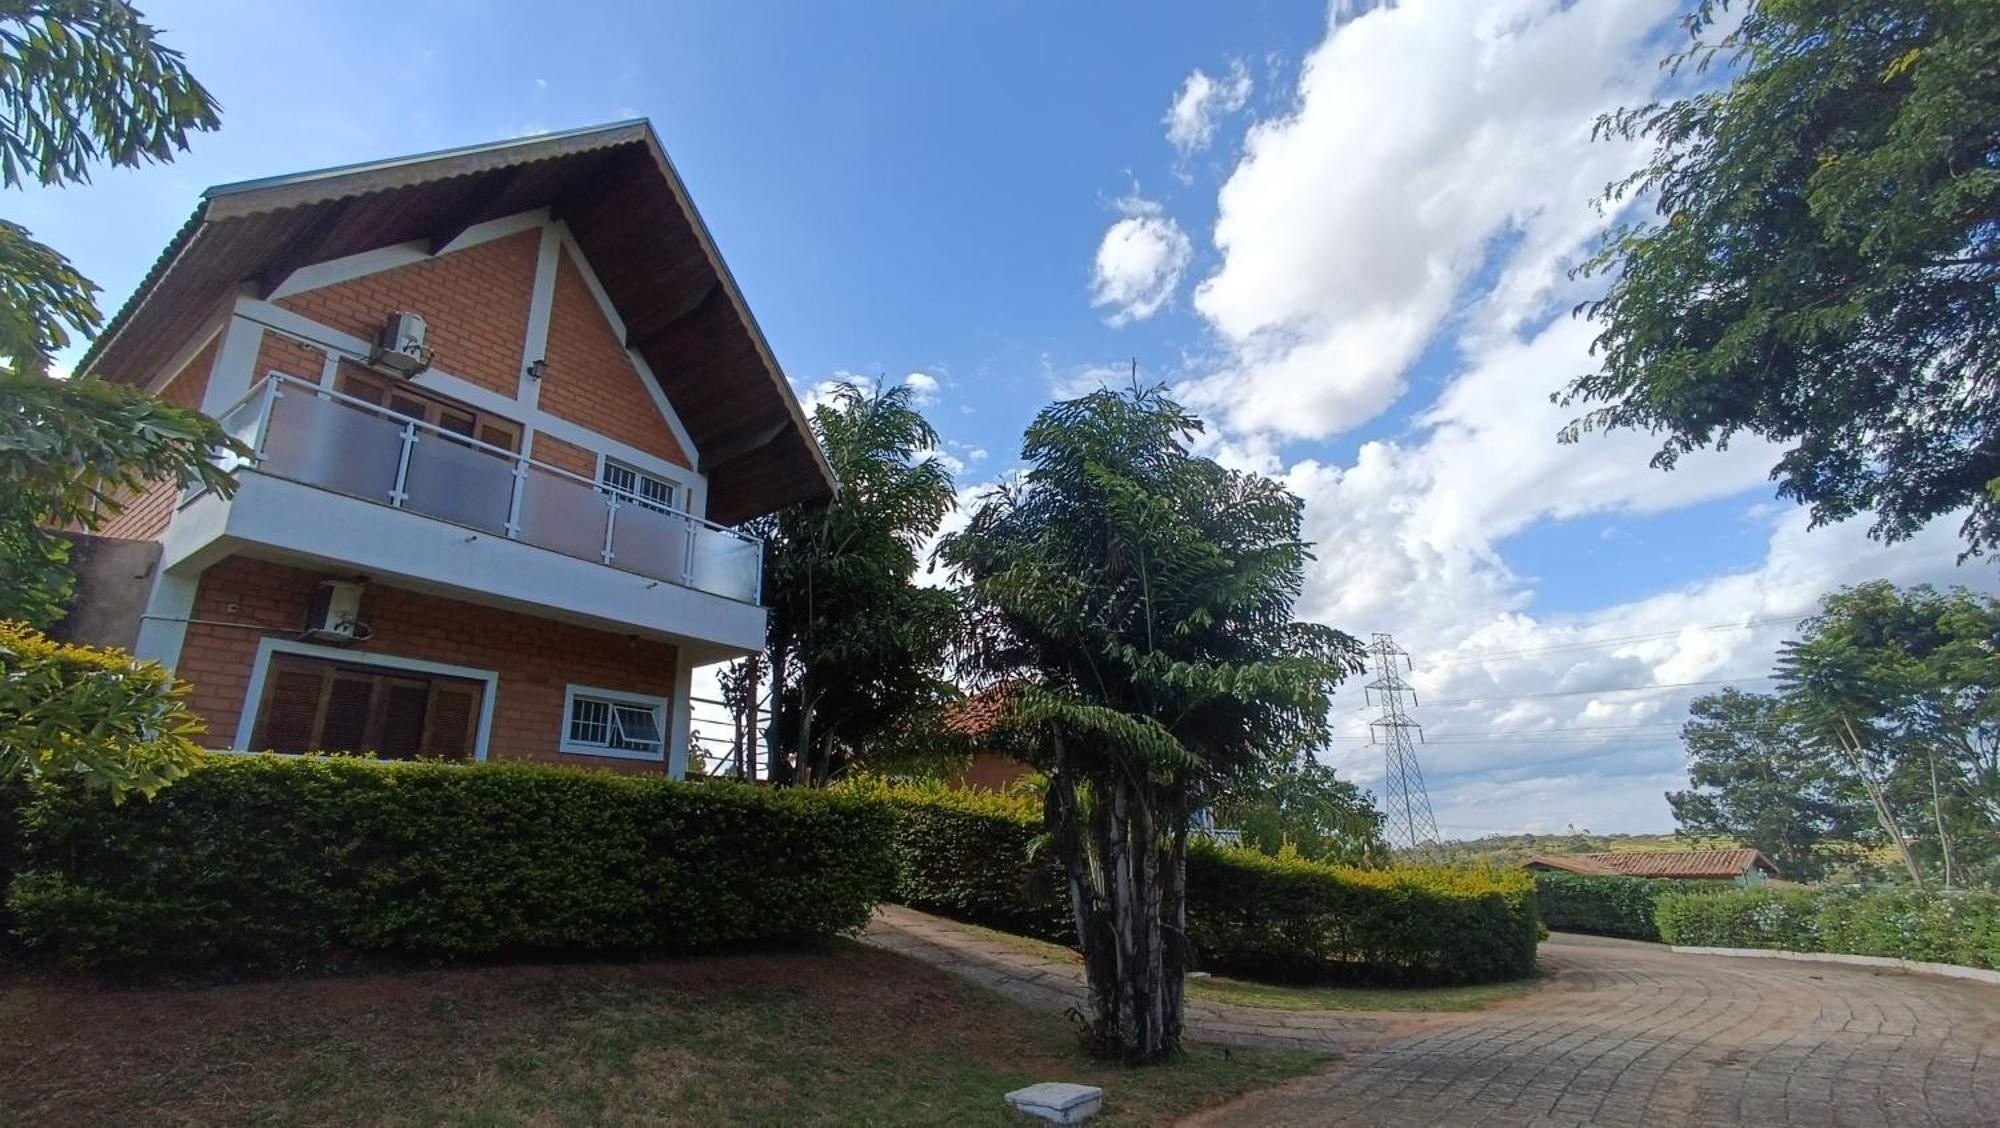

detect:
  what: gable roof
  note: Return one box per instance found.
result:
[1522,849,1780,880]
[79,120,833,526]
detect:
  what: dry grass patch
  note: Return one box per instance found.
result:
[0,944,1322,1126]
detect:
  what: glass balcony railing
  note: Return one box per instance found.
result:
[209,374,763,604]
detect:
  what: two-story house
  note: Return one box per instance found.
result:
[62,120,831,777]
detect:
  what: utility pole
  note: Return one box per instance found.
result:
[1366,632,1442,858]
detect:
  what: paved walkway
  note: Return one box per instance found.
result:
[863,907,2000,1126]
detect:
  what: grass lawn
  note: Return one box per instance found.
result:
[957,921,1541,1014]
[0,943,1325,1126]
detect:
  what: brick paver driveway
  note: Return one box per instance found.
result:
[1194,932,2000,1127]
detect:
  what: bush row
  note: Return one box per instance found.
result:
[1531,873,1670,940]
[1655,886,2000,970]
[848,780,1539,984]
[6,756,896,971]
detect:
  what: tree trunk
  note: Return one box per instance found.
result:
[1054,763,1182,1064]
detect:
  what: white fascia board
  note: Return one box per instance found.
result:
[167,474,767,654]
[231,295,704,499]
[266,209,551,301]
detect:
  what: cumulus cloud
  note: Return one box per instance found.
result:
[1164,60,1253,158]
[1178,0,1677,440]
[1090,196,1193,326]
[903,370,941,404]
[1121,0,1999,833]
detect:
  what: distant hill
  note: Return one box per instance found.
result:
[1405,832,1742,868]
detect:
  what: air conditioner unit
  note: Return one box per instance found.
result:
[304,580,366,643]
[370,311,432,377]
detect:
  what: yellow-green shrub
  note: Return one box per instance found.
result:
[1657,886,2000,968]
[0,620,205,799]
[851,780,1539,984]
[8,756,897,971]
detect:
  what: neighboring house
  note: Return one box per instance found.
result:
[1521,849,1780,886]
[60,120,833,776]
[942,685,1033,791]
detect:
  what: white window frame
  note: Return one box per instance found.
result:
[599,459,677,514]
[560,683,671,761]
[232,638,499,761]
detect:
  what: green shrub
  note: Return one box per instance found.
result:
[0,620,206,799]
[849,780,1539,984]
[7,755,896,971]
[1532,873,1668,940]
[1656,886,2000,969]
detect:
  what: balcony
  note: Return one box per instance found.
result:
[170,374,767,656]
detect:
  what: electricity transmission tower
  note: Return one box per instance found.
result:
[1365,632,1441,857]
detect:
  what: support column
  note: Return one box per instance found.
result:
[667,652,696,780]
[132,566,199,672]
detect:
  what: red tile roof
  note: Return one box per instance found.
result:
[1522,849,1779,880]
[943,684,1016,740]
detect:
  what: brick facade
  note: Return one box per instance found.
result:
[178,556,680,771]
[277,229,540,399]
[529,431,597,478]
[254,332,330,385]
[537,248,692,467]
[96,337,218,541]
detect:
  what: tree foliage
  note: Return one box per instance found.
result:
[1666,687,1870,881]
[939,385,1364,1062]
[1565,0,2000,556]
[0,1,236,627]
[1777,581,2000,887]
[0,620,204,800]
[749,381,960,785]
[1214,755,1388,867]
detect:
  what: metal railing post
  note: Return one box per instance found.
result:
[390,422,416,507]
[681,515,696,587]
[601,495,619,565]
[253,376,280,465]
[505,459,527,539]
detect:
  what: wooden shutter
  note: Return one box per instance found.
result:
[255,661,328,753]
[424,683,483,761]
[377,679,432,758]
[318,673,376,753]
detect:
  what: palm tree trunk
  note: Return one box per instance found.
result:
[1059,765,1180,1064]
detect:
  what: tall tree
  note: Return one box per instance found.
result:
[940,385,1363,1063]
[1,1,236,626]
[1666,688,1871,881]
[1778,581,2000,887]
[1564,0,2000,556]
[751,381,959,786]
[1214,755,1388,867]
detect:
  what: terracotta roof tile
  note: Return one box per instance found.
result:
[1522,849,1779,880]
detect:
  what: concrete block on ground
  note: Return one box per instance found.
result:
[1004,1082,1104,1123]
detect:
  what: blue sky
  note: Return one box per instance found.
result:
[24,1,1994,835]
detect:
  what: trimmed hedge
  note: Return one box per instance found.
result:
[1532,873,1669,940]
[7,756,896,971]
[1656,886,2000,970]
[849,781,1539,984]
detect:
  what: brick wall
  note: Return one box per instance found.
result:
[530,431,597,478]
[277,230,539,399]
[537,249,691,468]
[254,331,329,385]
[96,337,218,541]
[178,555,680,772]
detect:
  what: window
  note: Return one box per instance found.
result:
[335,364,521,453]
[600,460,676,514]
[251,652,486,760]
[562,686,669,760]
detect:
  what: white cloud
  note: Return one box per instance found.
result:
[1123,0,2000,834]
[1090,196,1193,326]
[1179,0,1678,440]
[1164,60,1253,158]
[903,370,941,404]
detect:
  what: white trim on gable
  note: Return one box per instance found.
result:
[143,305,229,397]
[266,209,551,302]
[549,221,702,467]
[515,223,563,434]
[228,296,707,514]
[232,637,501,761]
